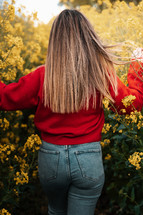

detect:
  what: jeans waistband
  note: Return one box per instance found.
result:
[41,140,101,151]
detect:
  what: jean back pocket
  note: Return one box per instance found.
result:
[38,147,60,181]
[75,148,104,181]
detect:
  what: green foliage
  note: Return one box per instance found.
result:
[101,106,143,214]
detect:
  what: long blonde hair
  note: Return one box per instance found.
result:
[44,9,118,113]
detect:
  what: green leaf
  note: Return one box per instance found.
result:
[134,205,140,215]
[112,134,126,140]
[131,187,135,201]
[117,124,126,131]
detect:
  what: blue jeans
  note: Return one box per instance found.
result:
[38,141,105,215]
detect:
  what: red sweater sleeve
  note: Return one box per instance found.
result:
[0,65,45,111]
[109,61,143,113]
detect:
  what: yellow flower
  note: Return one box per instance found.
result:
[14,123,19,128]
[137,121,143,129]
[7,5,15,21]
[100,141,105,147]
[120,109,126,113]
[101,139,110,147]
[28,114,35,120]
[122,95,136,108]
[119,130,123,133]
[15,111,23,117]
[103,97,110,109]
[102,123,112,134]
[0,118,9,130]
[14,171,29,185]
[23,134,42,152]
[13,188,19,196]
[21,124,27,128]
[12,0,16,4]
[105,154,111,160]
[128,152,143,170]
[112,123,119,133]
[0,209,11,215]
[32,12,38,20]
[9,166,14,172]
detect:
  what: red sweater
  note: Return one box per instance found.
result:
[0,62,143,145]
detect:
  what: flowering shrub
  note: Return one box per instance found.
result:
[101,97,143,214]
[0,1,48,214]
[0,0,143,214]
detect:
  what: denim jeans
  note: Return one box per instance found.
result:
[38,141,105,215]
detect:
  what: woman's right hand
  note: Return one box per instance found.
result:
[131,47,143,62]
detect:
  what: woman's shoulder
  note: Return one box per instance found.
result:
[33,64,45,75]
[30,64,45,83]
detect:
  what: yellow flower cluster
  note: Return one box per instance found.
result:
[7,5,15,21]
[102,97,110,109]
[80,0,143,57]
[102,123,112,134]
[0,144,15,163]
[14,155,29,172]
[100,139,110,147]
[120,73,128,86]
[0,209,11,215]
[129,111,143,124]
[122,95,136,108]
[123,110,143,128]
[14,171,29,185]
[15,110,23,117]
[1,70,17,81]
[23,134,42,154]
[0,1,50,83]
[0,118,9,131]
[128,152,143,170]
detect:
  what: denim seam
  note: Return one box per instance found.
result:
[39,147,59,154]
[65,146,71,180]
[75,149,101,154]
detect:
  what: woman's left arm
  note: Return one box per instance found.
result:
[0,65,45,111]
[109,59,143,114]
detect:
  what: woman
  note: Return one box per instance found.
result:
[0,9,143,215]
